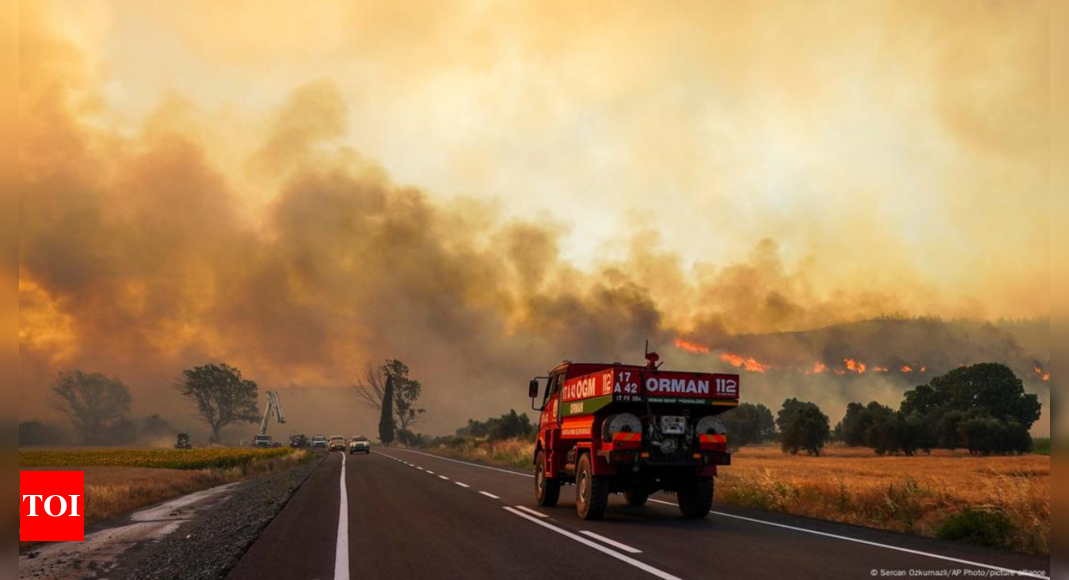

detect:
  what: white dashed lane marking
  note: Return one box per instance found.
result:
[512,505,548,519]
[580,531,643,554]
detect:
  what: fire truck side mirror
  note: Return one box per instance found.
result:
[528,379,540,399]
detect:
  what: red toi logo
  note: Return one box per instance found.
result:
[20,471,85,542]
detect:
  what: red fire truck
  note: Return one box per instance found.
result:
[527,351,738,520]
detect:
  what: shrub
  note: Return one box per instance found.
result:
[19,422,65,446]
[935,509,1014,549]
[1032,438,1049,456]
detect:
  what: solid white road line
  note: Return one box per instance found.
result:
[512,505,549,519]
[388,448,534,478]
[504,508,681,580]
[479,491,501,500]
[580,531,643,554]
[647,499,1049,580]
[455,482,470,488]
[334,452,350,580]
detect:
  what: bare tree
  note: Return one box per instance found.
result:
[51,370,132,445]
[354,359,425,443]
[354,362,390,410]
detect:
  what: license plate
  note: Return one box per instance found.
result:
[661,416,686,435]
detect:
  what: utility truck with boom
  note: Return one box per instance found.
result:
[252,391,287,448]
[528,350,738,520]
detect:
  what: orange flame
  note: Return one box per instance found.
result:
[1034,365,1050,382]
[811,362,827,374]
[673,338,710,354]
[719,352,770,373]
[844,358,867,374]
[900,365,913,373]
[920,367,927,373]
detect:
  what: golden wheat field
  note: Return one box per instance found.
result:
[718,447,1050,555]
[428,440,1050,555]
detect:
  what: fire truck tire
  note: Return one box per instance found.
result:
[623,488,649,507]
[576,454,609,520]
[535,451,561,507]
[677,477,714,519]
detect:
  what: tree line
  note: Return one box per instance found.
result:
[21,364,262,446]
[401,409,536,449]
[721,362,1042,456]
[23,358,428,447]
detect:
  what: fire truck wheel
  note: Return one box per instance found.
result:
[623,488,649,507]
[535,451,561,507]
[677,477,714,519]
[576,454,609,520]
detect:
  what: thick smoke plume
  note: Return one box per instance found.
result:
[17,3,1050,438]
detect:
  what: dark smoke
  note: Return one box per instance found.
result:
[17,7,1050,439]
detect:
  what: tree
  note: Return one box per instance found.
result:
[838,402,874,447]
[775,398,806,432]
[903,363,1041,428]
[901,363,1041,455]
[721,403,776,449]
[379,375,395,446]
[177,363,259,444]
[864,403,899,455]
[355,359,426,444]
[50,370,132,445]
[778,399,831,456]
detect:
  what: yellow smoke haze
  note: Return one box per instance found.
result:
[17,1,1049,435]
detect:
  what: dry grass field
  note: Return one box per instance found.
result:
[718,446,1049,555]
[426,440,1050,555]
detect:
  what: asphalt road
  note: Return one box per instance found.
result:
[228,450,1050,580]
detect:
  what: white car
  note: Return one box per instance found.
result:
[349,436,371,454]
[328,435,347,452]
[311,435,328,449]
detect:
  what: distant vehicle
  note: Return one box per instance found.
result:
[175,433,192,449]
[329,435,346,451]
[290,434,309,448]
[349,436,371,454]
[252,434,273,448]
[311,435,328,449]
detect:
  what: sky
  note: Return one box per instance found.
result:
[16,1,1050,436]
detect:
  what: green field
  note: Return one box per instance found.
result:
[1033,438,1050,455]
[18,447,298,470]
